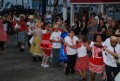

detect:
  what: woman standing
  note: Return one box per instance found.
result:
[80,21,88,36]
[88,34,105,81]
[30,20,43,62]
[40,23,52,68]
[0,17,8,53]
[109,20,118,34]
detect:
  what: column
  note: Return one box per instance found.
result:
[100,3,104,15]
[63,0,67,21]
[70,4,74,26]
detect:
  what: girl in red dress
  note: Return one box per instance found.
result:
[0,18,8,53]
[88,34,105,81]
[40,23,52,68]
[75,36,89,80]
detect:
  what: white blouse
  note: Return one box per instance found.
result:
[77,44,87,57]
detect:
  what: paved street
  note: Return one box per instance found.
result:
[0,36,102,81]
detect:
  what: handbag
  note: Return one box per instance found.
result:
[29,36,34,44]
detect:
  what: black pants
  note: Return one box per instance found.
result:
[105,65,119,81]
[65,54,77,75]
[0,42,4,51]
[27,35,32,49]
[7,22,13,36]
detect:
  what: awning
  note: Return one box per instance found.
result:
[70,0,120,4]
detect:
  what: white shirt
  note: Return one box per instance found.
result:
[77,44,87,57]
[65,36,79,55]
[50,31,62,48]
[42,30,46,34]
[103,38,110,46]
[3,23,7,32]
[102,40,120,67]
[15,23,20,29]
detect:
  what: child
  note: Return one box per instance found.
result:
[0,17,8,53]
[50,24,62,65]
[30,20,43,62]
[40,23,52,68]
[75,36,89,80]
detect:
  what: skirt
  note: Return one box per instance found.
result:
[43,49,51,56]
[30,36,43,56]
[75,55,89,71]
[59,45,68,62]
[40,40,52,49]
[0,30,8,42]
[40,40,52,56]
[18,31,26,43]
[89,57,105,74]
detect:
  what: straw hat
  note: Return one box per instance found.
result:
[28,15,34,19]
[19,14,25,19]
[36,20,43,28]
[53,24,59,28]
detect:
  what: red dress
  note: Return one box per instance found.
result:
[89,45,105,74]
[40,31,52,56]
[75,43,89,71]
[0,19,7,42]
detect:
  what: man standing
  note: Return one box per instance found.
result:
[103,36,120,81]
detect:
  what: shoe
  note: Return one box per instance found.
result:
[79,77,86,81]
[38,57,42,61]
[65,72,69,76]
[19,48,24,52]
[1,51,7,53]
[16,45,19,47]
[65,73,69,76]
[44,64,49,68]
[41,63,44,67]
[33,56,37,62]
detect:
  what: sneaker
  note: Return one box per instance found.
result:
[41,63,44,67]
[44,64,49,68]
[33,56,37,62]
[1,51,7,54]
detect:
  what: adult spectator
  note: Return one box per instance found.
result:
[72,21,81,36]
[109,20,118,34]
[80,20,88,36]
[97,18,107,41]
[105,17,112,29]
[87,19,98,41]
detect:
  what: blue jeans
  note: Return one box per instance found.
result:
[52,48,60,64]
